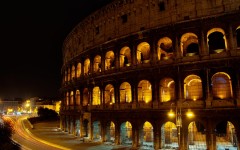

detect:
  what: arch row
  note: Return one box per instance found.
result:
[63,25,240,83]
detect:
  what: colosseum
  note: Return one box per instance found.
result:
[60,0,240,149]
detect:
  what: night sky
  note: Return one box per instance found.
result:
[0,0,112,100]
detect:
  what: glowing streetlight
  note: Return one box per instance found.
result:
[168,101,194,149]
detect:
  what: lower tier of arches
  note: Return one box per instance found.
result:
[60,109,240,150]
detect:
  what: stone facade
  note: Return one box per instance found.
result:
[60,0,240,149]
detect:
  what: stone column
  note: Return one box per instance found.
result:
[132,124,139,149]
[132,82,138,109]
[115,123,120,145]
[200,30,208,57]
[236,73,240,107]
[205,68,212,108]
[101,122,106,142]
[152,77,159,109]
[153,122,160,150]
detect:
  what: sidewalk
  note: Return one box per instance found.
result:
[25,120,131,150]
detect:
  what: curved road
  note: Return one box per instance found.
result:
[4,115,70,150]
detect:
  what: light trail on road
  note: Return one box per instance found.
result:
[4,115,70,150]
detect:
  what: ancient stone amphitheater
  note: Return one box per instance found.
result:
[60,0,240,149]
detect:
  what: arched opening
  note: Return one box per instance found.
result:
[138,80,152,103]
[84,58,90,75]
[212,72,233,99]
[157,37,173,60]
[92,86,101,105]
[70,91,74,105]
[75,119,80,136]
[76,90,80,105]
[140,121,154,149]
[207,28,227,54]
[216,121,237,149]
[137,42,151,64]
[93,121,101,142]
[160,78,175,102]
[93,55,101,73]
[120,82,132,103]
[104,84,115,105]
[67,68,71,81]
[64,70,67,82]
[120,46,131,67]
[76,63,81,78]
[120,121,132,145]
[236,26,240,47]
[184,75,203,100]
[181,33,199,57]
[71,65,75,80]
[83,88,89,106]
[161,121,178,149]
[105,51,115,70]
[105,121,115,143]
[188,121,206,149]
[66,92,69,106]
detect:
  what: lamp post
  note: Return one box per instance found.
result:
[168,101,194,149]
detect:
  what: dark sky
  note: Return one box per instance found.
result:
[0,0,112,100]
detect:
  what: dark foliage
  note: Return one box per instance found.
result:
[28,107,59,124]
[0,119,21,150]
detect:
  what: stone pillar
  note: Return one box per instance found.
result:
[205,68,212,108]
[153,123,160,150]
[152,40,158,64]
[177,66,183,101]
[132,43,137,65]
[132,125,139,149]
[236,128,240,150]
[101,122,106,142]
[114,82,120,109]
[200,30,208,56]
[206,118,216,150]
[132,82,138,109]
[175,35,181,60]
[115,123,120,145]
[152,77,159,108]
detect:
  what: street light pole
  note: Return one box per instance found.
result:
[168,101,194,150]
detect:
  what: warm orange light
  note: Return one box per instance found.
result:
[168,109,175,118]
[186,109,194,118]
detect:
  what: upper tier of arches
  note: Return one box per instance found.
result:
[62,0,240,63]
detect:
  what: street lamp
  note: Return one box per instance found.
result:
[168,101,194,149]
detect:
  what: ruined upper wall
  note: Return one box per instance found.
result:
[63,0,240,64]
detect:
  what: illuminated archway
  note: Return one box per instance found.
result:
[105,51,115,70]
[157,37,173,60]
[66,92,69,106]
[93,55,101,73]
[84,58,90,75]
[71,65,75,80]
[211,72,233,99]
[119,82,132,103]
[180,33,199,56]
[67,68,71,81]
[184,75,203,100]
[76,90,80,105]
[216,121,237,149]
[105,121,115,143]
[120,46,131,67]
[76,63,81,78]
[104,84,115,105]
[120,121,132,145]
[137,42,150,64]
[160,78,175,102]
[70,91,74,105]
[140,121,154,148]
[93,121,101,141]
[236,26,240,47]
[92,86,101,105]
[207,28,227,54]
[188,121,206,149]
[161,121,178,149]
[138,80,152,103]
